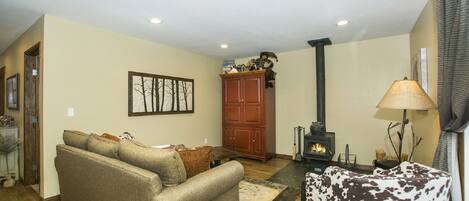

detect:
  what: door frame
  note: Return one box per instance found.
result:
[0,67,5,115]
[23,42,41,188]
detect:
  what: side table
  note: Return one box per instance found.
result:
[211,147,239,168]
[373,160,400,170]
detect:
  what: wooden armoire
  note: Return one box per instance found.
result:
[220,70,275,161]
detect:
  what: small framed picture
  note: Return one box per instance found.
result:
[7,74,19,110]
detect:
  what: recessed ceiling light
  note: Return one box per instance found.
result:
[336,20,349,26]
[150,17,162,24]
[220,44,229,49]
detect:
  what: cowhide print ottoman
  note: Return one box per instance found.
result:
[304,162,451,201]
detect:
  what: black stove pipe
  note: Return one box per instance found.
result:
[307,38,332,129]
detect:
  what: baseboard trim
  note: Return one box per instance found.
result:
[42,195,60,201]
[275,153,294,160]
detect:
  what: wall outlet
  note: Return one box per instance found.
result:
[204,138,208,144]
[67,108,75,117]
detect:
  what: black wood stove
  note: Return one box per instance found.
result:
[303,38,336,173]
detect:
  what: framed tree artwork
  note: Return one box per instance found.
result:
[6,74,19,110]
[128,71,194,116]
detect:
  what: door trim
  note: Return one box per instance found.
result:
[0,67,5,115]
[23,42,41,187]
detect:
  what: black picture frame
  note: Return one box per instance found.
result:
[128,71,194,116]
[6,73,19,110]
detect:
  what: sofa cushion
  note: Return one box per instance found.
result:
[63,130,90,150]
[87,134,119,159]
[119,140,187,186]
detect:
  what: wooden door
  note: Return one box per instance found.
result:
[223,127,233,149]
[251,128,264,155]
[224,78,243,124]
[233,127,252,153]
[24,44,40,186]
[243,76,263,125]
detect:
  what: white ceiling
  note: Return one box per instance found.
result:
[0,0,428,59]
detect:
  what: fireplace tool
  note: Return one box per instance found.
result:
[293,126,305,162]
[337,144,357,169]
[292,128,297,160]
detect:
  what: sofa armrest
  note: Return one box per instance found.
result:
[156,161,244,201]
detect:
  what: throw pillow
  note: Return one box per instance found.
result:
[101,133,121,142]
[118,132,135,140]
[63,130,90,150]
[87,134,119,159]
[177,146,213,178]
[118,140,187,186]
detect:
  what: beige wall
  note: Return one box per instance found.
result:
[236,34,411,165]
[42,15,221,197]
[0,16,44,189]
[409,0,440,166]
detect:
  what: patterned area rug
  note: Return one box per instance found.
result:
[240,177,287,201]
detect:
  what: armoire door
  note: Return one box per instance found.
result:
[233,127,252,153]
[243,76,263,125]
[224,78,243,124]
[251,128,264,155]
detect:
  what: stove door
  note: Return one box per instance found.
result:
[304,139,331,160]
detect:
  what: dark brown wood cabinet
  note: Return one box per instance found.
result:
[221,70,275,161]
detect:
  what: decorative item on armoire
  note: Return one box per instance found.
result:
[243,52,278,88]
[128,71,194,116]
[6,74,19,110]
[222,60,236,74]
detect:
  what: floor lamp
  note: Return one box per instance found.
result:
[377,77,436,162]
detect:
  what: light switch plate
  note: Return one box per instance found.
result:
[67,108,75,117]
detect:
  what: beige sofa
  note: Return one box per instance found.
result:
[55,131,244,201]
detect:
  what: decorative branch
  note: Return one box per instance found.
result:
[409,125,423,161]
[387,122,399,159]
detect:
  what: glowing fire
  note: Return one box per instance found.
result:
[311,143,326,154]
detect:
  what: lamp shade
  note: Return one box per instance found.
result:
[377,79,436,110]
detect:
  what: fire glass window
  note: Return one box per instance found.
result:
[310,143,327,154]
